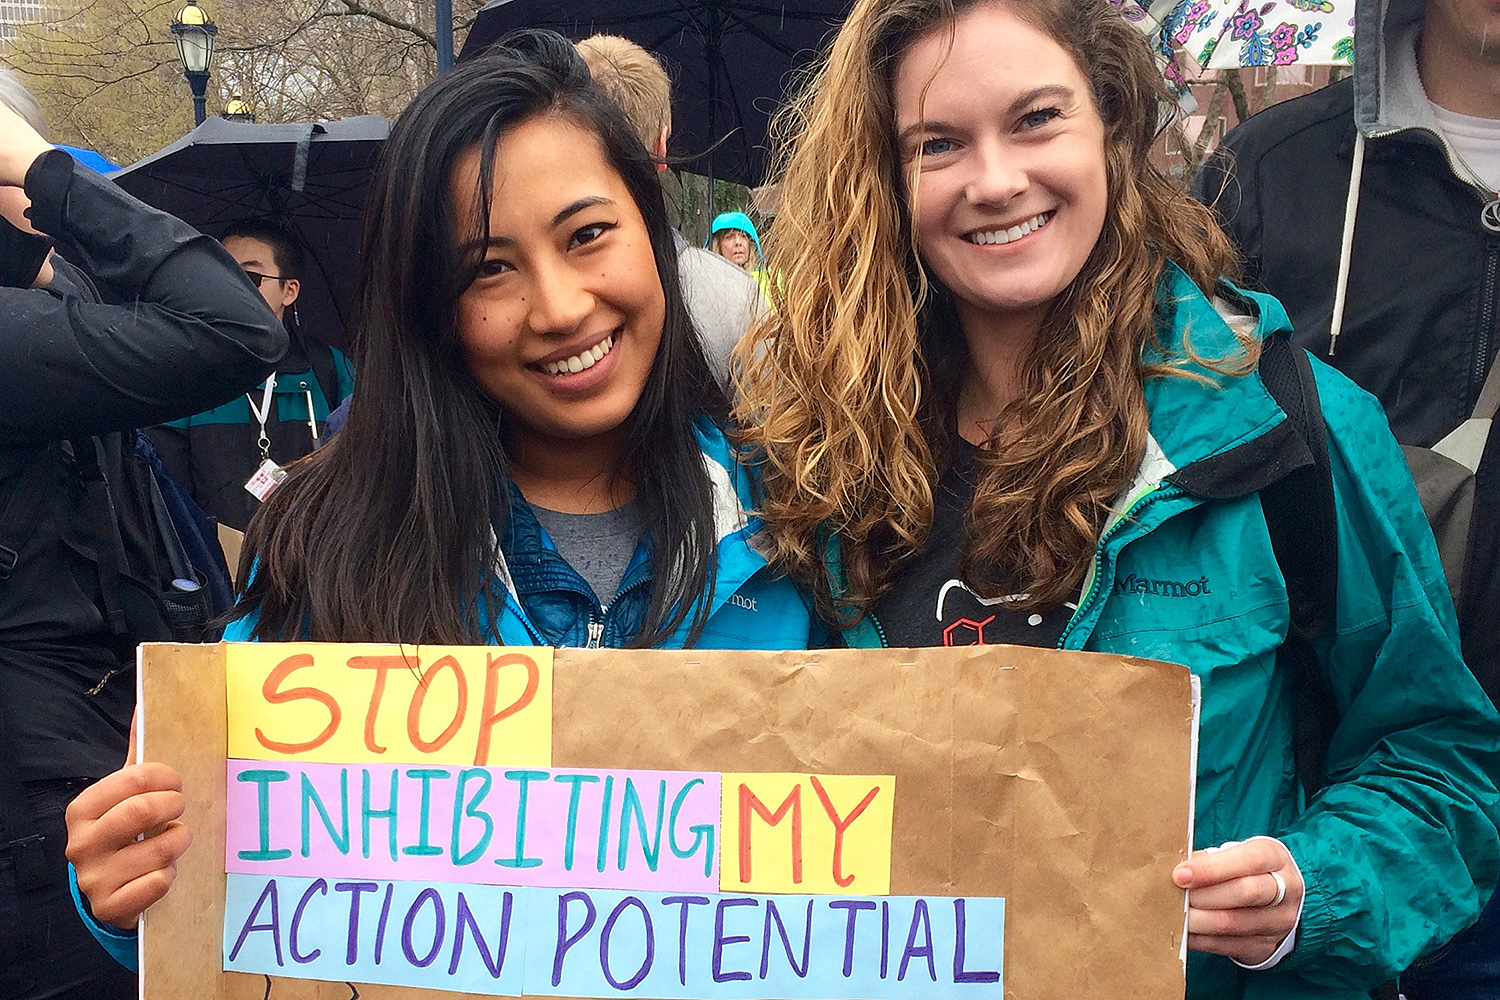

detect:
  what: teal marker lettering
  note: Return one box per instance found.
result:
[361,768,399,861]
[402,768,450,857]
[451,768,494,866]
[300,769,349,857]
[596,774,615,873]
[237,769,292,861]
[617,777,666,872]
[669,777,715,878]
[553,772,600,871]
[496,769,546,869]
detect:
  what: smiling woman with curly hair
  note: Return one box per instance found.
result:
[733,0,1500,995]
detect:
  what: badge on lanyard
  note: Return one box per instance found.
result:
[244,458,288,502]
[243,375,286,501]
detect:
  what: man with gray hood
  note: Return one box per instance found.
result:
[1194,0,1500,995]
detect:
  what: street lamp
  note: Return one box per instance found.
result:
[171,0,217,127]
[222,96,255,122]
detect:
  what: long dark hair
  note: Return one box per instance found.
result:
[237,31,727,646]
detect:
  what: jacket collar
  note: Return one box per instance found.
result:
[489,418,774,644]
[1352,1,1491,190]
[1138,263,1291,482]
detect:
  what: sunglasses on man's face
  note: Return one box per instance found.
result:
[242,269,286,288]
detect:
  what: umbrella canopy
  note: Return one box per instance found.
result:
[1157,0,1353,69]
[57,144,121,174]
[459,0,852,188]
[113,116,391,351]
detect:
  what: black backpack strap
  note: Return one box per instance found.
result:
[1257,335,1341,797]
[66,437,132,637]
[308,337,345,411]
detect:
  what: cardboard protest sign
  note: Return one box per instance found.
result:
[138,642,1195,1000]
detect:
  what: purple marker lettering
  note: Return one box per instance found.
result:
[289,878,328,964]
[759,897,813,979]
[952,899,1001,984]
[332,881,380,965]
[897,899,936,982]
[553,891,598,987]
[827,899,877,977]
[228,878,284,966]
[401,887,446,969]
[373,882,395,965]
[450,890,513,978]
[712,897,757,983]
[600,895,655,990]
[660,895,710,986]
[880,900,890,979]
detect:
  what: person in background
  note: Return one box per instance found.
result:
[733,0,1500,996]
[575,33,766,381]
[149,220,354,533]
[0,72,284,999]
[708,209,774,301]
[1193,1,1500,990]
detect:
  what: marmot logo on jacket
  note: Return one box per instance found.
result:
[1113,574,1212,598]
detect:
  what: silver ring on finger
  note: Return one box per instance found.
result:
[1266,870,1287,907]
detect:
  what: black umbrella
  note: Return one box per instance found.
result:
[459,0,852,192]
[113,116,391,352]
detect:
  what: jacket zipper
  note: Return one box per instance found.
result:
[585,574,652,648]
[1058,483,1175,647]
[1476,247,1498,412]
[1360,126,1499,406]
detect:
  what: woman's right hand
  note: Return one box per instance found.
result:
[64,763,192,929]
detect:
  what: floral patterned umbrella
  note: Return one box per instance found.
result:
[1163,0,1354,69]
[1107,0,1203,109]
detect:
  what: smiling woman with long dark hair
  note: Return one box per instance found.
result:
[62,32,818,956]
[226,32,809,652]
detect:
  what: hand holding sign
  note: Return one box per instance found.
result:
[1174,836,1303,965]
[65,762,192,929]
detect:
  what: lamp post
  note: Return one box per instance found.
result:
[222,96,254,122]
[171,0,217,127]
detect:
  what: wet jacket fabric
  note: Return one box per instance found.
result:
[0,151,285,783]
[0,150,283,990]
[150,338,354,532]
[839,267,1500,999]
[1191,0,1500,709]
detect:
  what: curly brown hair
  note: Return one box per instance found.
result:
[733,0,1244,622]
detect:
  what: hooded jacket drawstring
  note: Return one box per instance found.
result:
[1328,130,1367,357]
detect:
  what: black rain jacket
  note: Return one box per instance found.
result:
[0,151,285,782]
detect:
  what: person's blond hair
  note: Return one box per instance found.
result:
[576,34,672,152]
[733,0,1245,621]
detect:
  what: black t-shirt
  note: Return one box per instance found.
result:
[873,441,1072,648]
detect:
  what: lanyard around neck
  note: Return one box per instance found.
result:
[247,374,277,460]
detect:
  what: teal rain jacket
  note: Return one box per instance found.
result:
[841,266,1500,999]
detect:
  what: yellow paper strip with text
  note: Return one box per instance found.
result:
[225,643,552,767]
[720,772,895,895]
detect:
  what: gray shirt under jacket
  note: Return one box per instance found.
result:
[530,501,644,605]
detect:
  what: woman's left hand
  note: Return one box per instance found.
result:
[1173,837,1303,965]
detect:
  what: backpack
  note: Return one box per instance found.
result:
[1257,335,1498,1000]
[1259,335,1500,798]
[0,431,231,646]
